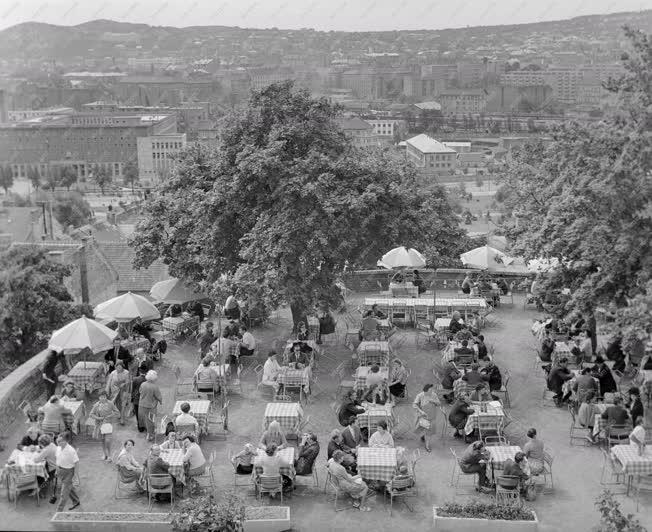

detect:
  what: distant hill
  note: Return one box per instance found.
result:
[1,10,651,64]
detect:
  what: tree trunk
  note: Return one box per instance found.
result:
[587,312,597,356]
[289,301,307,333]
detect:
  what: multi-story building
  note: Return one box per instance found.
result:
[127,57,184,72]
[136,133,187,183]
[438,89,487,114]
[405,133,457,175]
[336,117,382,148]
[8,107,74,122]
[247,66,295,91]
[364,119,406,140]
[0,112,176,181]
[443,141,471,153]
[116,77,221,107]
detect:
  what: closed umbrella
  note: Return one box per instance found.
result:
[150,278,207,304]
[48,316,118,353]
[94,291,161,323]
[377,246,426,269]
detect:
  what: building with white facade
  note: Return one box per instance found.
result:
[136,133,187,183]
[405,134,457,174]
[365,119,405,139]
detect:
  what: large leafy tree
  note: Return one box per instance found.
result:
[497,27,652,352]
[91,164,112,195]
[0,246,88,366]
[58,165,78,191]
[123,160,139,192]
[132,81,465,326]
[53,192,93,229]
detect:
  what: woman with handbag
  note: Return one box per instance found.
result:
[412,383,440,453]
[88,391,120,461]
[105,361,131,425]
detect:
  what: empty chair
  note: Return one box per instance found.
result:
[495,475,521,505]
[384,473,415,515]
[568,405,589,446]
[9,473,40,508]
[255,475,283,502]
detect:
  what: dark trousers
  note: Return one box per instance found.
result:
[460,463,489,487]
[45,377,57,398]
[239,346,254,357]
[56,467,80,511]
[134,403,145,432]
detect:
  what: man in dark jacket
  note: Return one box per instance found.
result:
[295,433,320,476]
[440,361,462,403]
[481,361,502,391]
[462,363,488,387]
[42,350,61,398]
[131,363,148,432]
[591,356,617,394]
[547,358,573,406]
[449,395,475,439]
[338,391,366,427]
[198,322,216,358]
[627,387,644,426]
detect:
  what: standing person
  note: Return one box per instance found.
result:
[547,358,573,406]
[239,325,256,357]
[55,433,80,511]
[198,322,216,359]
[131,363,148,433]
[223,293,241,320]
[461,274,472,295]
[105,361,131,425]
[412,269,426,294]
[88,391,120,460]
[388,358,408,399]
[413,384,441,452]
[42,350,62,398]
[139,370,163,442]
[592,356,618,394]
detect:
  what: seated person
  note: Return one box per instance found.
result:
[167,304,183,317]
[470,383,492,402]
[295,432,320,476]
[475,335,489,360]
[182,435,206,478]
[194,357,219,393]
[467,313,481,336]
[34,434,58,492]
[449,312,465,335]
[462,363,487,387]
[547,358,573,406]
[338,390,366,427]
[296,322,310,341]
[365,365,385,388]
[143,445,173,501]
[627,387,644,425]
[360,311,380,341]
[287,342,310,368]
[572,367,598,404]
[259,420,287,450]
[60,380,79,400]
[368,421,394,448]
[629,416,646,453]
[523,428,545,475]
[232,443,257,474]
[458,440,491,490]
[440,360,462,403]
[175,402,200,434]
[18,426,41,450]
[211,330,239,372]
[390,271,404,284]
[412,269,426,294]
[577,391,599,428]
[391,464,415,490]
[328,450,371,511]
[116,439,144,485]
[502,452,531,495]
[342,416,363,449]
[461,274,473,295]
[261,351,281,392]
[223,294,241,320]
[327,429,357,472]
[589,396,632,444]
[160,431,181,450]
[362,383,387,405]
[592,356,618,394]
[540,330,555,363]
[480,360,502,392]
[239,325,256,357]
[388,358,408,398]
[448,394,475,439]
[254,443,292,492]
[370,304,387,319]
[454,340,476,361]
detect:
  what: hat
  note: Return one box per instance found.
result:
[145,370,158,381]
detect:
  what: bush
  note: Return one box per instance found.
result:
[438,501,535,521]
[594,490,645,532]
[172,492,245,532]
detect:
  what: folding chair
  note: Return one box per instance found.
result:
[568,405,589,446]
[384,475,415,515]
[492,368,511,407]
[114,461,141,499]
[495,475,521,505]
[255,475,283,502]
[8,472,40,507]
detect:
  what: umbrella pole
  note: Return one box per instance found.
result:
[433,269,437,320]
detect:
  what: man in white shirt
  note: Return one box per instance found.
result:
[262,351,281,392]
[182,435,206,478]
[55,433,80,511]
[630,416,646,451]
[239,325,256,357]
[212,331,238,365]
[175,402,200,433]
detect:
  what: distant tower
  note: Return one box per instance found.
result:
[0,90,7,123]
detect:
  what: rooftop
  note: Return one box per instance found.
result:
[414,101,442,111]
[405,133,456,154]
[97,241,170,292]
[336,117,373,131]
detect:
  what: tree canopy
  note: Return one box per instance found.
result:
[497,27,652,351]
[52,192,93,229]
[132,81,466,325]
[0,246,88,371]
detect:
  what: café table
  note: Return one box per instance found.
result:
[464,401,504,436]
[162,314,200,335]
[487,445,522,480]
[254,447,296,478]
[276,367,311,400]
[355,341,391,367]
[119,336,151,355]
[208,363,230,389]
[552,342,572,366]
[354,366,389,390]
[263,402,303,435]
[434,318,451,330]
[612,444,652,477]
[357,447,397,482]
[66,361,105,392]
[2,450,48,499]
[160,448,186,485]
[357,402,395,433]
[172,400,211,435]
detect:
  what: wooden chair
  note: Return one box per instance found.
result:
[8,472,40,508]
[255,474,283,502]
[384,475,415,515]
[495,475,521,505]
[568,405,589,446]
[492,368,511,407]
[114,461,142,499]
[147,473,174,511]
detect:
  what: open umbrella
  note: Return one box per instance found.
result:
[527,257,560,273]
[460,245,528,274]
[48,316,118,353]
[94,291,161,322]
[377,246,426,269]
[150,278,207,304]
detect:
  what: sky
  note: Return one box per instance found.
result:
[0,0,649,32]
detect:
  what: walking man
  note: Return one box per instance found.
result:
[55,432,80,511]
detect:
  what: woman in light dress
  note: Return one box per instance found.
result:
[413,383,440,453]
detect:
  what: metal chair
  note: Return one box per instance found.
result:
[205,400,229,439]
[632,474,652,512]
[495,475,521,505]
[335,364,355,398]
[195,379,218,404]
[114,461,142,499]
[384,475,415,515]
[477,415,503,441]
[599,447,625,488]
[606,423,633,448]
[492,368,511,407]
[541,451,554,491]
[255,474,283,502]
[568,405,590,446]
[173,366,195,401]
[484,435,509,446]
[449,448,478,494]
[147,473,174,511]
[324,467,350,511]
[226,447,254,488]
[195,451,216,492]
[8,472,40,508]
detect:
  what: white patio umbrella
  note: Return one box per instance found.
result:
[377,246,426,269]
[527,257,560,273]
[460,245,528,274]
[48,316,118,353]
[94,291,161,323]
[150,278,207,304]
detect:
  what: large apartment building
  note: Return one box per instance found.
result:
[405,133,457,175]
[438,89,488,114]
[136,133,187,183]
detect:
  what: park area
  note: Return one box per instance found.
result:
[0,285,650,532]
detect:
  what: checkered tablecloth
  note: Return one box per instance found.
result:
[390,283,419,298]
[161,448,186,484]
[356,341,391,366]
[354,366,389,390]
[172,400,211,435]
[612,445,652,476]
[62,400,85,433]
[434,318,451,329]
[453,378,486,398]
[67,361,105,391]
[307,317,320,341]
[162,315,199,333]
[464,401,504,435]
[357,447,397,482]
[207,364,230,388]
[3,451,48,480]
[263,402,303,433]
[357,403,395,432]
[119,337,151,355]
[254,447,296,477]
[487,445,522,469]
[277,368,311,392]
[552,342,572,366]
